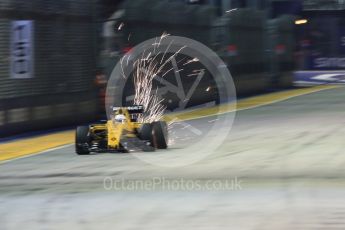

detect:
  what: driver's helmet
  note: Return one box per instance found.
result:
[114,114,126,123]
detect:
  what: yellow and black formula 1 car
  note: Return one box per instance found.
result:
[75,105,168,154]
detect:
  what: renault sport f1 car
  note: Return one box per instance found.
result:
[75,105,168,154]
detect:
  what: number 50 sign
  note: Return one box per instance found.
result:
[10,20,34,79]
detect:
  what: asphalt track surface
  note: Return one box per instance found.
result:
[1,86,345,229]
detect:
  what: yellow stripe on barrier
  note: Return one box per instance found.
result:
[0,131,74,162]
[236,85,340,111]
[0,85,340,162]
[164,85,340,122]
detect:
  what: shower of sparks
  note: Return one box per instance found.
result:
[118,22,124,30]
[187,69,205,77]
[183,57,199,66]
[119,34,209,148]
[160,31,170,40]
[225,8,238,13]
[120,33,186,123]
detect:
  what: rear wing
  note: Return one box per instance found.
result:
[112,105,144,114]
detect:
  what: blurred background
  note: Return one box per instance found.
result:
[0,0,344,137]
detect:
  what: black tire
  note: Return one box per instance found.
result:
[138,123,152,141]
[151,121,168,149]
[75,126,90,155]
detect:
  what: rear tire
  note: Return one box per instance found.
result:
[151,121,168,149]
[75,126,90,155]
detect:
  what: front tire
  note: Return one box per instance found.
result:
[75,126,90,155]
